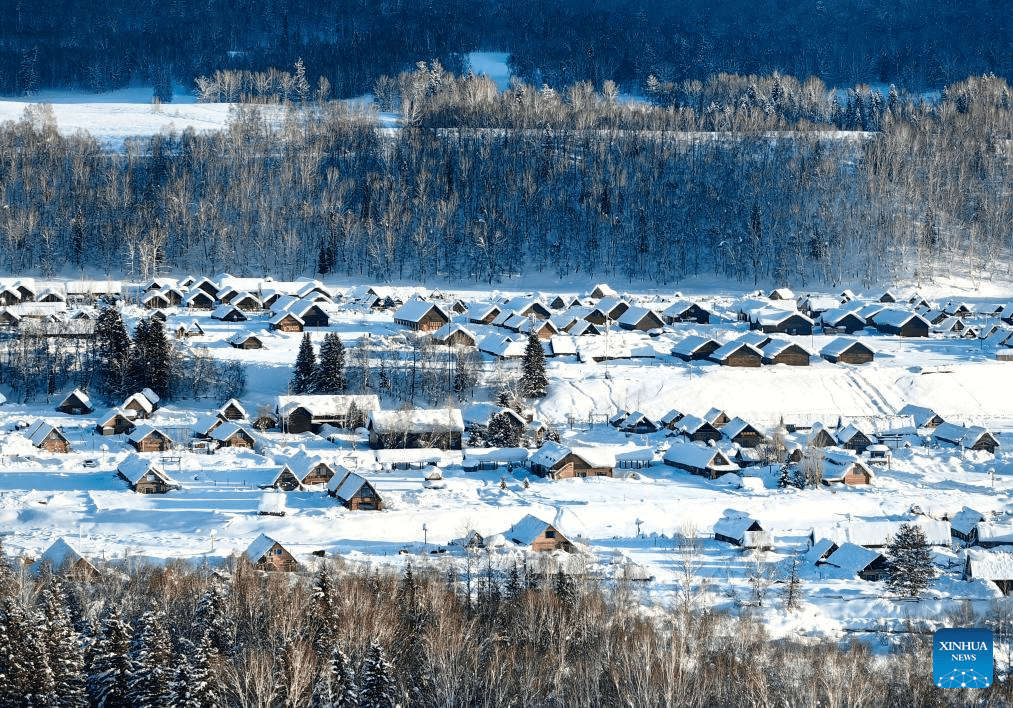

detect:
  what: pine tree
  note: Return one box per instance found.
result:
[885,523,937,598]
[130,317,173,400]
[315,333,347,394]
[291,333,317,394]
[311,642,358,708]
[520,330,548,398]
[95,305,133,403]
[487,411,522,447]
[358,639,397,708]
[194,581,233,656]
[129,609,173,708]
[0,592,36,705]
[311,569,338,656]
[172,631,221,708]
[782,552,804,611]
[41,578,88,707]
[88,607,134,708]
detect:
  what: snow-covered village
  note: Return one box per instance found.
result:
[2,271,1013,680]
[3,2,1013,701]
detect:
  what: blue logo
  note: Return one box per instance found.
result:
[933,628,993,688]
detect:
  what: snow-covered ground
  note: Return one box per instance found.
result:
[0,279,1012,644]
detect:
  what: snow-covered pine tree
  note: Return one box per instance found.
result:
[885,523,937,598]
[129,609,173,708]
[358,639,397,708]
[315,333,347,394]
[311,568,339,656]
[520,330,548,399]
[195,581,233,656]
[88,607,134,708]
[311,642,358,708]
[291,333,317,394]
[40,577,88,707]
[487,411,522,448]
[0,591,38,705]
[172,630,221,708]
[94,304,133,403]
[782,552,804,611]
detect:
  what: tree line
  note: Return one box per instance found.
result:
[2,73,1012,288]
[1,539,1010,707]
[0,0,1010,98]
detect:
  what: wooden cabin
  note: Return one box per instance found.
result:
[662,300,711,324]
[504,514,574,553]
[246,534,297,572]
[821,339,874,365]
[963,550,1013,594]
[329,471,384,510]
[228,333,264,350]
[33,538,101,581]
[709,341,763,367]
[218,399,248,421]
[714,513,772,550]
[56,388,93,415]
[530,442,614,479]
[663,444,739,478]
[366,409,464,450]
[270,312,304,332]
[393,300,451,332]
[211,423,255,449]
[128,425,174,453]
[95,408,136,436]
[117,456,178,494]
[276,394,380,433]
[26,421,71,453]
[761,341,811,366]
[722,417,766,448]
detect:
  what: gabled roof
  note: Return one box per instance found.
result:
[722,416,765,440]
[671,335,721,358]
[751,307,813,326]
[117,455,175,486]
[432,322,477,344]
[329,471,375,500]
[25,421,68,447]
[210,421,254,443]
[835,423,872,444]
[965,549,1013,581]
[819,306,865,327]
[821,338,873,358]
[760,339,812,358]
[662,300,709,318]
[933,422,996,449]
[823,543,883,576]
[35,538,98,576]
[127,424,171,444]
[59,388,91,409]
[96,407,133,427]
[393,298,450,324]
[617,306,663,329]
[949,507,986,537]
[804,538,838,565]
[246,533,286,563]
[123,392,155,415]
[897,404,943,429]
[505,514,561,546]
[211,305,246,320]
[713,511,763,541]
[709,341,762,362]
[270,311,304,326]
[662,443,738,471]
[872,308,928,329]
[218,398,248,419]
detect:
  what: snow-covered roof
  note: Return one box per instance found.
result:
[817,518,952,547]
[329,471,373,500]
[872,308,927,328]
[117,455,175,486]
[662,300,709,318]
[277,394,380,418]
[432,322,476,344]
[805,538,838,565]
[835,423,872,444]
[35,538,96,575]
[393,298,450,324]
[898,404,942,428]
[246,533,285,562]
[663,443,738,472]
[123,392,155,414]
[529,441,569,468]
[821,338,873,358]
[210,422,253,443]
[478,333,527,358]
[211,304,245,320]
[709,341,762,362]
[976,523,1013,545]
[722,416,765,440]
[60,388,91,408]
[949,507,986,536]
[550,335,577,356]
[505,514,558,546]
[933,422,995,448]
[760,339,812,358]
[128,424,170,444]
[965,549,1013,580]
[96,407,132,426]
[367,408,465,434]
[823,543,883,576]
[713,511,761,541]
[819,306,864,327]
[671,334,720,358]
[219,398,248,419]
[675,414,714,435]
[26,421,66,447]
[270,311,304,326]
[617,306,662,328]
[751,307,812,326]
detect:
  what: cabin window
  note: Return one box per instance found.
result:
[545,530,556,539]
[274,548,283,555]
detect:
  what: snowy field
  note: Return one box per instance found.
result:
[0,277,1012,644]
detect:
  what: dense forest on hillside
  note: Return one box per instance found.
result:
[0,0,1010,97]
[2,543,1009,707]
[1,73,1011,287]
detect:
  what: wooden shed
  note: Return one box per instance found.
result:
[529,441,614,479]
[26,421,71,453]
[211,422,256,449]
[663,444,739,478]
[270,312,304,332]
[33,538,101,581]
[393,299,451,332]
[95,408,136,436]
[821,339,875,364]
[709,341,763,367]
[760,340,812,366]
[128,425,174,453]
[117,456,179,494]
